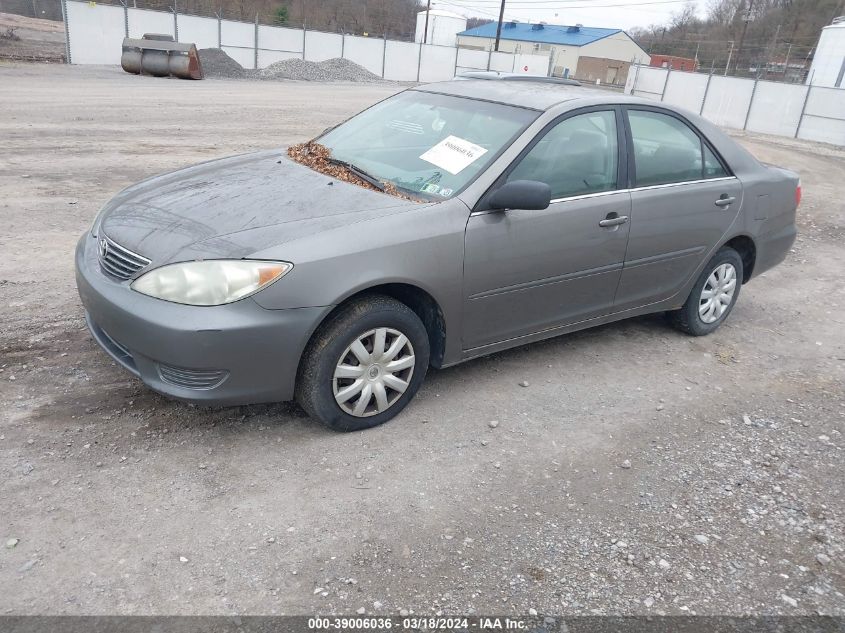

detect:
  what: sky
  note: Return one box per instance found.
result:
[427,0,709,32]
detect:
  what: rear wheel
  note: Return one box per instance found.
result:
[296,295,429,431]
[669,246,743,336]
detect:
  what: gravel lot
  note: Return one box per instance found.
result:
[0,63,843,616]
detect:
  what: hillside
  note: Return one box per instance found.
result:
[0,11,65,62]
[631,0,844,79]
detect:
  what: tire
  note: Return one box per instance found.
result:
[668,246,744,336]
[296,295,430,432]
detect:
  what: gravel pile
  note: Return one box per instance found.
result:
[198,48,246,79]
[260,57,381,82]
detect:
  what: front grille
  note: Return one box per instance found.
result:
[98,234,150,280]
[158,363,229,390]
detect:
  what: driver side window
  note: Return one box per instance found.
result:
[508,110,618,200]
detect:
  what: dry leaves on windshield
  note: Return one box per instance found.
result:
[286,141,417,202]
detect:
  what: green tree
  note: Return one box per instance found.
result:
[273,5,288,25]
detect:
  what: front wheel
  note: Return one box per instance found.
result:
[296,295,429,431]
[669,246,744,336]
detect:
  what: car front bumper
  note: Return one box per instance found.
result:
[75,233,329,405]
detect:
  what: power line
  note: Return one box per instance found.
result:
[432,0,504,19]
[433,0,502,16]
[441,0,691,9]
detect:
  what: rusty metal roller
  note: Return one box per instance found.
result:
[121,33,204,80]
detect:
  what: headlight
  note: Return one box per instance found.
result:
[131,260,292,306]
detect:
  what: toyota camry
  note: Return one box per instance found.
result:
[76,79,799,431]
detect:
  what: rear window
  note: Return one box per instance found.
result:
[628,110,727,187]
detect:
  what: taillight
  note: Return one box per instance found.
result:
[795,181,802,207]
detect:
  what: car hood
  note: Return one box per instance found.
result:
[99,149,422,264]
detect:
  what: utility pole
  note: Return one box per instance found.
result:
[724,40,734,75]
[733,0,754,75]
[765,23,780,79]
[494,0,506,52]
[803,47,814,83]
[422,0,431,44]
[783,42,792,81]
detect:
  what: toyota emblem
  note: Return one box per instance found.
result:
[99,237,108,259]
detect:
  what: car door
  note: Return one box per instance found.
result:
[462,108,632,350]
[613,107,743,310]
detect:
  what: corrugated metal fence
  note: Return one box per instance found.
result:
[59,0,550,81]
[626,64,845,147]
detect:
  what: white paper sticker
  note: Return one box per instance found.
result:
[419,135,488,175]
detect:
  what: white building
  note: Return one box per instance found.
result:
[414,9,467,47]
[808,16,845,87]
[457,21,649,85]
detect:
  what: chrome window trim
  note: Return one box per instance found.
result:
[549,189,626,204]
[629,175,737,192]
[469,175,738,216]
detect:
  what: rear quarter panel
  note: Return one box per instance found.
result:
[734,165,799,278]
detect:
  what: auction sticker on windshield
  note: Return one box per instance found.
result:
[419,135,488,175]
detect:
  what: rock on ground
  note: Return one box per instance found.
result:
[260,57,381,82]
[198,48,246,79]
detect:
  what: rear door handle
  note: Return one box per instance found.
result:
[599,214,629,227]
[714,196,736,207]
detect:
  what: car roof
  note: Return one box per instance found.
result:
[413,79,641,111]
[411,79,764,177]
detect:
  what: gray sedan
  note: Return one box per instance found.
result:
[76,80,799,431]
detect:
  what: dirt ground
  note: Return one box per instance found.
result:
[0,63,843,616]
[0,13,65,62]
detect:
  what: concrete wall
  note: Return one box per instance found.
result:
[63,1,546,80]
[626,64,845,147]
[65,0,124,65]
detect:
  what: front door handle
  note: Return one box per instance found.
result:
[599,214,629,228]
[714,195,736,207]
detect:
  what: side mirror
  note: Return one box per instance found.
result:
[485,180,551,211]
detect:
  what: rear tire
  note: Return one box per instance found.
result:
[296,295,429,432]
[668,246,743,336]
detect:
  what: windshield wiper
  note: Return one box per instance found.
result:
[326,158,385,191]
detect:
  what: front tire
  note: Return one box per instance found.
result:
[296,295,429,431]
[669,246,743,336]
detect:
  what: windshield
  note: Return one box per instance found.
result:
[315,90,539,200]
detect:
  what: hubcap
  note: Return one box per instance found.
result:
[699,262,737,324]
[332,327,415,418]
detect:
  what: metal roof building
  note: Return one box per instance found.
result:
[456,21,650,85]
[458,22,624,47]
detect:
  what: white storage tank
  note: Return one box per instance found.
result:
[808,16,845,87]
[414,9,467,47]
